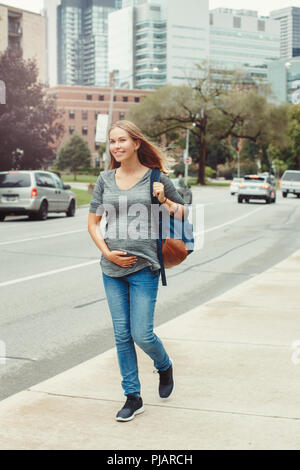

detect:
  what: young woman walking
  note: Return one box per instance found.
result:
[88,120,186,422]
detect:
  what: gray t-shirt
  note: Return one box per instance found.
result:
[89,168,185,277]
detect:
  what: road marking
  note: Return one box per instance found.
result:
[0,260,98,288]
[0,205,266,289]
[204,206,266,234]
[0,229,86,247]
[0,201,231,246]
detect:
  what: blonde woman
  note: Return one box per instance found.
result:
[88,121,186,422]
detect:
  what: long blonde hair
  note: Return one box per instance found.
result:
[108,120,172,174]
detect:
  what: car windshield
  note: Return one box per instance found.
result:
[282,172,300,182]
[244,176,266,182]
[0,173,31,188]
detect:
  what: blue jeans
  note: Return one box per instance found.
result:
[102,267,172,397]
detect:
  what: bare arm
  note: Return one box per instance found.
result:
[88,213,138,268]
[88,213,111,258]
[162,198,185,220]
[153,182,185,220]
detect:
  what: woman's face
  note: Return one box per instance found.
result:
[109,127,140,163]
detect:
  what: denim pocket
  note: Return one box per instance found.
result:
[138,267,159,276]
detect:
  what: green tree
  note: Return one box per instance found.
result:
[288,104,300,169]
[128,66,286,185]
[0,50,64,171]
[57,133,91,180]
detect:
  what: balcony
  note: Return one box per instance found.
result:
[8,23,22,37]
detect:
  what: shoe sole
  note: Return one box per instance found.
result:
[160,384,175,400]
[115,406,145,422]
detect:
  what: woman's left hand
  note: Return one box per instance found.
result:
[153,182,165,204]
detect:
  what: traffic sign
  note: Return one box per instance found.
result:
[185,157,192,165]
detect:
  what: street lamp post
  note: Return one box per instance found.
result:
[104,71,115,170]
[184,129,190,187]
[184,122,196,186]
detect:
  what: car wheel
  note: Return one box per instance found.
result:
[238,196,243,204]
[282,192,287,198]
[66,199,76,217]
[266,197,271,204]
[38,200,48,220]
[0,214,6,221]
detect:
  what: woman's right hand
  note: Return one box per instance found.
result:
[106,251,138,268]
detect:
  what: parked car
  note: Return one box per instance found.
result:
[0,170,76,221]
[280,170,300,198]
[230,177,244,195]
[237,174,276,204]
[172,177,193,205]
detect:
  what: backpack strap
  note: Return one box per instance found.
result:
[150,169,167,286]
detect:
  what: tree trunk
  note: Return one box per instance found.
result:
[197,139,207,185]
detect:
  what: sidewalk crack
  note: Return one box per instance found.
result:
[27,389,300,422]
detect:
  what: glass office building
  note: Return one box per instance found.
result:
[109,0,209,89]
[270,7,300,59]
[210,9,280,84]
[45,0,120,87]
[268,58,300,105]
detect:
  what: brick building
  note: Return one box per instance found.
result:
[47,85,151,167]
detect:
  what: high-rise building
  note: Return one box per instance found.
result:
[44,0,120,88]
[108,0,209,89]
[0,3,46,83]
[122,0,146,6]
[270,7,300,59]
[209,8,280,83]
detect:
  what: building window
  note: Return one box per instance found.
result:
[123,96,128,102]
[119,112,125,119]
[95,142,100,150]
[98,95,105,101]
[82,111,88,120]
[87,94,92,100]
[113,96,117,102]
[134,97,140,103]
[233,17,241,29]
[82,127,88,135]
[69,110,75,119]
[69,126,75,135]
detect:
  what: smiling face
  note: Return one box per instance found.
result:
[109,127,140,164]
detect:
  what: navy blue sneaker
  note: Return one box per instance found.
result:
[116,396,144,422]
[158,365,174,399]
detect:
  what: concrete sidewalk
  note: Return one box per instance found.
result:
[0,250,300,450]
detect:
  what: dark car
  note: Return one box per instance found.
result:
[172,177,193,205]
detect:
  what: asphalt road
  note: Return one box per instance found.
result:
[1,186,300,401]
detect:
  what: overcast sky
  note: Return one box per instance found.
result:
[0,0,295,16]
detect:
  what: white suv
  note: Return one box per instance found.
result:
[280,170,300,198]
[0,170,76,221]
